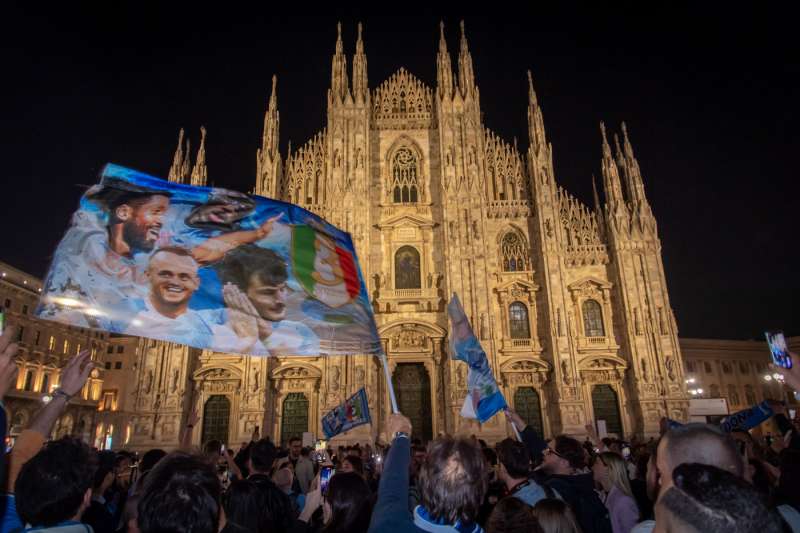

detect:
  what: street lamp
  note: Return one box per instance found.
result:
[685,377,703,396]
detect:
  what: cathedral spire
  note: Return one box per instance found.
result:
[352,22,369,103]
[592,173,602,213]
[600,122,626,212]
[330,22,350,104]
[167,128,186,183]
[457,20,475,98]
[256,76,282,198]
[190,126,208,186]
[526,70,548,157]
[180,136,191,184]
[619,122,653,217]
[436,21,454,100]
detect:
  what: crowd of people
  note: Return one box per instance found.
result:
[0,327,799,533]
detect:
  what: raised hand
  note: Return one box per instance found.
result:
[0,327,20,399]
[255,213,283,240]
[386,413,412,438]
[223,283,272,341]
[59,349,95,397]
[504,408,525,430]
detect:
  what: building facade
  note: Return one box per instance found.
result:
[0,260,108,446]
[120,21,694,449]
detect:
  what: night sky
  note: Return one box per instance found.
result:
[3,7,798,340]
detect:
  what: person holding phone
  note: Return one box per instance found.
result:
[295,469,373,533]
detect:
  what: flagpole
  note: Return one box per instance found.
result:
[378,349,399,414]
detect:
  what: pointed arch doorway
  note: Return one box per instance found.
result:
[392,363,433,442]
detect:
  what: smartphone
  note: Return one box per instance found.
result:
[765,330,792,369]
[621,446,631,460]
[220,443,226,454]
[320,466,335,495]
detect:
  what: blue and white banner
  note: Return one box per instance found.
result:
[321,387,371,439]
[448,294,507,423]
[36,164,380,357]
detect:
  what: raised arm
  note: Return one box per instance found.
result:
[191,214,282,265]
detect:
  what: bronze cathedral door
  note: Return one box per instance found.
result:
[392,363,433,442]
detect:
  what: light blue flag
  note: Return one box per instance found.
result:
[36,164,381,357]
[321,388,371,439]
[448,294,507,423]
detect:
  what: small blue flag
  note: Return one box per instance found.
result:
[321,387,371,439]
[448,294,507,423]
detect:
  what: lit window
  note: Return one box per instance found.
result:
[509,302,530,339]
[582,300,605,337]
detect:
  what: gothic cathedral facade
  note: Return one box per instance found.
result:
[124,22,688,449]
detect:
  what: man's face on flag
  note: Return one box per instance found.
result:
[121,195,170,252]
[246,273,289,321]
[147,250,200,310]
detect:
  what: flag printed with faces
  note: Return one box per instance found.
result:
[448,294,507,423]
[36,164,381,357]
[321,387,371,439]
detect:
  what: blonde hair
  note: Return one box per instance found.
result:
[599,451,633,497]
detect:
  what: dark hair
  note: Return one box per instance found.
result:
[342,455,364,476]
[249,438,278,473]
[775,448,800,509]
[288,436,302,445]
[137,452,221,533]
[660,463,782,533]
[531,498,581,533]
[215,245,287,290]
[15,437,97,527]
[553,435,585,470]
[203,439,223,457]
[496,438,531,479]
[482,447,498,467]
[140,449,167,474]
[323,472,373,533]
[418,436,487,525]
[93,450,118,490]
[300,446,312,457]
[486,497,543,533]
[223,479,268,533]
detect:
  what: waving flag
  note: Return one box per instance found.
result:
[36,164,381,357]
[448,294,507,423]
[321,388,372,439]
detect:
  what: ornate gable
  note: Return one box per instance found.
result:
[557,187,608,266]
[372,68,434,130]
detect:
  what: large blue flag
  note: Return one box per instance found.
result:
[36,164,381,357]
[321,387,371,439]
[448,294,507,423]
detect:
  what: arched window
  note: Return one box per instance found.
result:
[582,300,605,337]
[500,231,527,272]
[394,246,421,289]
[509,302,530,339]
[391,147,419,204]
[23,371,34,392]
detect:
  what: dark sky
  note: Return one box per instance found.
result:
[3,7,798,340]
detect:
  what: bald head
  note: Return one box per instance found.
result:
[656,424,743,496]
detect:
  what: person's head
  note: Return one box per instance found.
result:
[93,184,171,254]
[15,437,97,527]
[341,455,364,476]
[223,479,266,533]
[323,472,373,533]
[115,452,134,490]
[531,498,581,533]
[145,247,200,316]
[186,189,255,229]
[486,497,543,533]
[541,435,585,476]
[94,450,118,494]
[203,439,223,462]
[656,424,743,497]
[272,465,294,493]
[137,452,221,533]
[301,446,312,458]
[215,245,289,321]
[139,448,167,475]
[776,448,800,509]
[592,452,633,496]
[248,438,278,475]
[418,436,487,525]
[654,463,782,533]
[496,438,531,485]
[288,436,302,458]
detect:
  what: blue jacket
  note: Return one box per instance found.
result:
[367,436,424,533]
